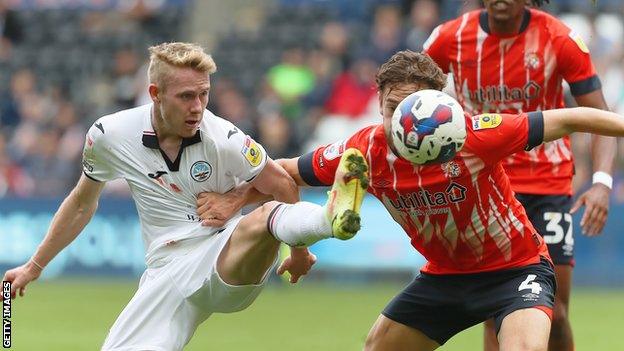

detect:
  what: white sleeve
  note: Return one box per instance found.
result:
[81,120,120,182]
[221,126,268,182]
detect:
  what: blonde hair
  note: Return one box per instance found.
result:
[148,42,217,88]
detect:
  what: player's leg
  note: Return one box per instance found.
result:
[490,258,557,351]
[366,272,483,351]
[365,315,439,351]
[483,318,499,351]
[497,308,551,351]
[526,194,575,351]
[549,265,573,351]
[485,194,573,351]
[103,262,207,351]
[216,147,369,286]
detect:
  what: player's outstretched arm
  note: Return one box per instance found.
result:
[543,107,624,142]
[2,174,105,299]
[569,91,616,235]
[197,157,306,227]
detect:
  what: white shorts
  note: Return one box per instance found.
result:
[101,218,277,351]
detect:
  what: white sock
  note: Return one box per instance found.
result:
[267,202,332,247]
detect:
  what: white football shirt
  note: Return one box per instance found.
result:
[82,104,267,263]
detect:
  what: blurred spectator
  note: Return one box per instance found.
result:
[211,79,257,138]
[266,47,315,103]
[0,0,22,60]
[359,4,404,65]
[304,55,379,150]
[318,21,351,74]
[0,133,33,197]
[323,56,377,119]
[257,112,300,159]
[21,128,77,197]
[405,0,440,51]
[112,48,141,110]
[1,1,623,199]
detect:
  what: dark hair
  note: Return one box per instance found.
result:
[375,50,447,92]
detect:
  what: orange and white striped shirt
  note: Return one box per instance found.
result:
[424,8,601,195]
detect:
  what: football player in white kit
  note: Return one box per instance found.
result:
[2,42,369,351]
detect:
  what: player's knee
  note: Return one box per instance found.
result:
[516,338,548,351]
[364,331,381,351]
[364,321,389,351]
[237,201,280,236]
[552,299,569,325]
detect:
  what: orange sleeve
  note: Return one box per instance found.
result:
[298,127,374,186]
[467,112,544,165]
[553,27,601,96]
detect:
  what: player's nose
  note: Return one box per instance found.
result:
[190,96,204,114]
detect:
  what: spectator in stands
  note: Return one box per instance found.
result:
[211,79,257,138]
[21,128,76,197]
[112,48,141,110]
[266,46,315,104]
[303,54,379,150]
[318,21,351,74]
[0,0,22,60]
[405,0,440,51]
[358,4,404,65]
[0,133,33,197]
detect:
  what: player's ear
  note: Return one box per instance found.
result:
[148,84,160,103]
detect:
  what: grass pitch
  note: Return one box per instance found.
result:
[7,279,624,350]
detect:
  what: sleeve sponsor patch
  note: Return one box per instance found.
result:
[322,139,347,161]
[569,31,589,53]
[472,113,502,131]
[241,136,263,167]
[82,135,96,173]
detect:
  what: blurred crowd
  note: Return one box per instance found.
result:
[1,0,624,199]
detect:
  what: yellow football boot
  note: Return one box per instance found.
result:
[325,148,369,240]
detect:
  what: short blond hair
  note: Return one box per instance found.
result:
[148,42,217,88]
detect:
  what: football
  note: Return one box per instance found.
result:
[390,89,467,165]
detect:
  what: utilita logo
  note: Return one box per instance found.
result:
[468,81,541,104]
[388,182,467,210]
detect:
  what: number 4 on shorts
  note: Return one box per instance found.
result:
[518,274,542,295]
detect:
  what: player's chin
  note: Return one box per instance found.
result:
[181,123,200,136]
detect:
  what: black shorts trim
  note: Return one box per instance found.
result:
[297,152,327,186]
[569,75,602,96]
[83,171,103,182]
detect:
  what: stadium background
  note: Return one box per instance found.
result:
[1,0,623,349]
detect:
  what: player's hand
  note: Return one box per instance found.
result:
[196,191,243,227]
[571,183,610,236]
[277,247,317,284]
[2,262,42,299]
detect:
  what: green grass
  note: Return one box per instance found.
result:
[7,279,624,350]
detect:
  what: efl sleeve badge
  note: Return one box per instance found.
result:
[241,136,263,167]
[472,113,502,131]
